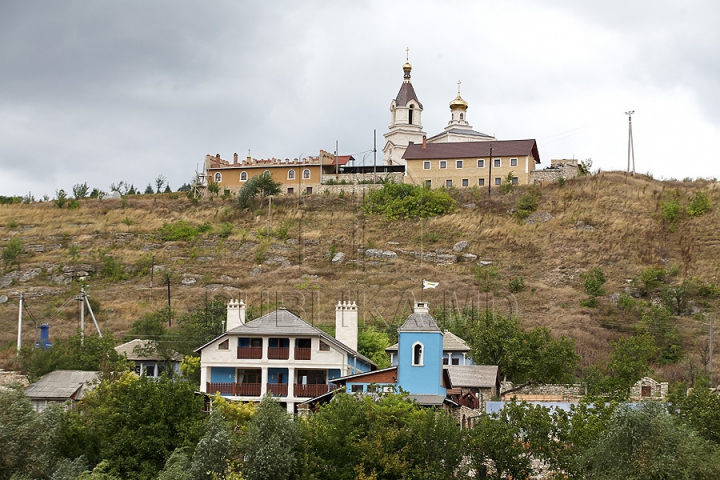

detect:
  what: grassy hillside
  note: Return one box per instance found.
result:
[2,172,719,383]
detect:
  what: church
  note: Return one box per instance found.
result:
[383,54,541,188]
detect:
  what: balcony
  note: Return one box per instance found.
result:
[206,382,261,397]
[293,383,338,398]
[268,347,289,360]
[237,346,262,359]
[267,383,288,397]
[294,347,311,360]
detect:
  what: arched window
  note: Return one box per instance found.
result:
[412,342,424,366]
[214,172,222,183]
[240,172,248,182]
[409,104,414,125]
[460,113,464,120]
[303,169,311,179]
[288,169,296,180]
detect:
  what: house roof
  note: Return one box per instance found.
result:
[445,365,499,389]
[398,312,441,332]
[195,308,376,368]
[407,394,458,407]
[403,139,541,164]
[395,82,423,109]
[328,155,355,166]
[427,128,494,141]
[386,330,471,352]
[115,339,183,362]
[24,370,98,401]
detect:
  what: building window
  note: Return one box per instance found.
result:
[306,186,312,194]
[494,159,501,167]
[303,169,311,179]
[477,159,485,168]
[287,187,294,194]
[512,177,519,185]
[495,177,501,185]
[462,179,469,187]
[479,178,485,186]
[425,180,432,188]
[423,161,431,170]
[214,172,222,183]
[240,171,248,181]
[412,342,424,366]
[440,160,447,169]
[218,339,229,350]
[446,179,452,188]
[145,365,155,377]
[351,384,364,393]
[510,158,518,167]
[460,113,464,120]
[456,160,463,169]
[409,104,414,125]
[443,357,449,366]
[452,357,460,365]
[288,169,296,180]
[319,340,330,351]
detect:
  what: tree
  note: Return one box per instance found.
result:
[175,296,227,356]
[362,182,456,220]
[669,375,720,445]
[585,334,657,399]
[155,175,167,194]
[73,182,89,199]
[580,267,606,307]
[242,395,297,480]
[80,372,205,479]
[55,188,68,208]
[357,326,391,368]
[144,184,154,194]
[237,172,282,209]
[188,410,234,480]
[577,402,720,479]
[207,182,220,198]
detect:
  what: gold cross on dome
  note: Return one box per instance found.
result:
[457,80,461,95]
[406,47,409,62]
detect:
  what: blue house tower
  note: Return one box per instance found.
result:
[396,302,446,397]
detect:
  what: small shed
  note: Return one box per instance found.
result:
[24,370,98,412]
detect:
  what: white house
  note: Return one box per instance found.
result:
[196,300,376,413]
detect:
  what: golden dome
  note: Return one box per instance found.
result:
[449,94,468,109]
[403,62,412,71]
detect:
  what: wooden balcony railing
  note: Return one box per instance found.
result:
[268,347,289,360]
[293,383,338,397]
[237,346,262,359]
[267,383,288,397]
[294,347,311,360]
[206,382,262,397]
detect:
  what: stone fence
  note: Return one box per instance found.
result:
[530,159,580,184]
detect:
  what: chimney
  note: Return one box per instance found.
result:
[226,299,246,331]
[422,135,427,149]
[233,153,238,165]
[413,302,430,314]
[335,301,358,352]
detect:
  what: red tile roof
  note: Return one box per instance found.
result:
[403,139,540,164]
[329,155,354,166]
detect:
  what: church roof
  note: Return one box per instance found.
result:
[403,139,541,164]
[386,329,470,352]
[398,312,441,332]
[395,82,423,109]
[428,128,494,141]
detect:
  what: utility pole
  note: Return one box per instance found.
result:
[166,274,172,326]
[373,129,377,183]
[79,285,85,344]
[625,110,635,176]
[710,314,714,377]
[16,292,23,353]
[335,140,339,179]
[487,145,493,198]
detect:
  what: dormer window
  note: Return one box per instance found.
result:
[412,342,424,366]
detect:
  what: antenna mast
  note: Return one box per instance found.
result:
[625,110,635,176]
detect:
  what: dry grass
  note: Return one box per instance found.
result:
[2,173,720,381]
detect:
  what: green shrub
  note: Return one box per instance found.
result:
[99,251,128,281]
[508,277,525,293]
[67,199,80,210]
[500,172,515,194]
[7,220,18,229]
[2,237,23,269]
[661,197,682,232]
[363,183,456,220]
[515,193,539,219]
[557,177,566,187]
[580,297,598,308]
[158,221,210,241]
[583,267,607,297]
[617,293,636,311]
[218,222,234,239]
[640,266,666,293]
[54,189,68,208]
[686,191,711,216]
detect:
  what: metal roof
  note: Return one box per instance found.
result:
[407,394,456,406]
[386,330,470,352]
[403,139,541,164]
[428,128,494,140]
[195,308,376,367]
[395,82,423,109]
[114,339,183,362]
[445,365,499,389]
[24,370,98,400]
[398,312,441,332]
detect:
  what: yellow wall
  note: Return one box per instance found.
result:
[208,165,323,193]
[405,155,536,189]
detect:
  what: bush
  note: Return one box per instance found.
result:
[99,251,128,281]
[2,237,23,270]
[640,266,666,294]
[363,183,456,220]
[54,189,68,208]
[686,191,711,216]
[514,192,539,219]
[218,222,234,239]
[508,277,525,293]
[583,267,607,297]
[661,197,682,232]
[158,221,210,241]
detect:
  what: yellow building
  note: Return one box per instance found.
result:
[205,151,340,195]
[403,138,540,189]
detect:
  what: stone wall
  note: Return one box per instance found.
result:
[500,382,585,401]
[630,376,668,400]
[321,172,404,185]
[530,159,580,184]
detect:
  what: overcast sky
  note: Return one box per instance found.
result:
[2,1,719,198]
